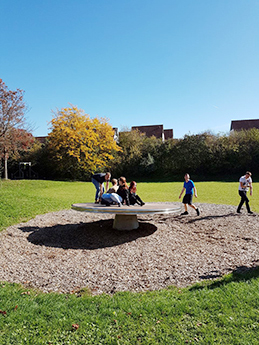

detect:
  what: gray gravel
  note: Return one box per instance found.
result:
[0,203,258,295]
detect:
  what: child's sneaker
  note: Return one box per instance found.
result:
[196,208,200,216]
[181,211,188,215]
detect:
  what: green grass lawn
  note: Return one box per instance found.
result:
[0,179,258,232]
[139,181,259,210]
[0,179,258,344]
[0,271,258,345]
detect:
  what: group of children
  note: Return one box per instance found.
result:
[91,173,145,207]
[91,170,254,215]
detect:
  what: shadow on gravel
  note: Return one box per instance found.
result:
[187,212,246,223]
[189,265,259,291]
[19,219,157,250]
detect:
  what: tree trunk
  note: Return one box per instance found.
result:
[4,153,8,180]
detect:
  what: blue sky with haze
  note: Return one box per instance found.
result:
[1,0,258,138]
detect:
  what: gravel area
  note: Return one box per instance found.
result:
[0,203,258,295]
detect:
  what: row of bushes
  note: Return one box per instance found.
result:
[6,128,259,181]
[111,128,259,181]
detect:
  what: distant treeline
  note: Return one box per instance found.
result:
[110,128,259,181]
[7,128,259,181]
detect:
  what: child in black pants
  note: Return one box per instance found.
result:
[129,181,145,206]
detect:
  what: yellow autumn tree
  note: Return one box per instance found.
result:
[48,105,121,178]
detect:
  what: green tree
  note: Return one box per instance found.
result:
[112,130,163,177]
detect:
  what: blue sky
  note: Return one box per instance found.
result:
[1,0,259,138]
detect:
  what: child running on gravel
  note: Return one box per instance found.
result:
[237,171,253,214]
[179,173,200,216]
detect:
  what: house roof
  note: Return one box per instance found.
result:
[35,136,47,144]
[131,124,164,138]
[230,119,259,131]
[164,129,173,139]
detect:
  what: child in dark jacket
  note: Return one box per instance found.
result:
[129,181,145,206]
[117,177,130,206]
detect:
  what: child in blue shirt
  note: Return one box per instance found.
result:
[179,173,200,216]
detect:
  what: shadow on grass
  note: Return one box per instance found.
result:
[190,265,259,291]
[19,219,157,250]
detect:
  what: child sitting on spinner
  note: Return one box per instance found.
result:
[129,181,145,206]
[101,178,122,206]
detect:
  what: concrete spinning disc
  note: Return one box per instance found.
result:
[72,202,181,230]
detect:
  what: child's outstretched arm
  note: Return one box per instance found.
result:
[179,188,185,199]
